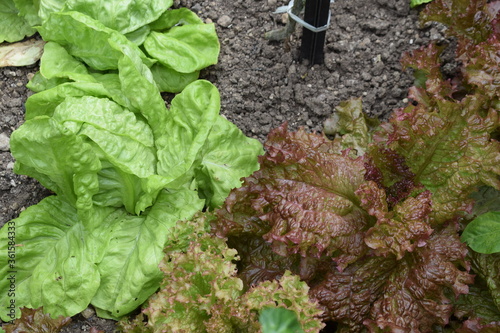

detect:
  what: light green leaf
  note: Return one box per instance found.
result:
[0,0,36,43]
[64,0,173,34]
[156,79,220,181]
[260,307,306,333]
[52,96,155,176]
[133,80,221,212]
[124,25,151,45]
[91,188,204,319]
[29,222,101,317]
[26,71,70,92]
[144,24,219,73]
[92,160,145,212]
[38,0,65,22]
[149,7,203,31]
[109,34,166,124]
[195,116,263,209]
[150,62,199,93]
[10,117,101,210]
[462,211,500,254]
[38,11,155,70]
[25,81,125,119]
[51,96,157,213]
[12,0,41,26]
[39,41,96,82]
[89,73,136,111]
[0,196,100,321]
[410,0,433,8]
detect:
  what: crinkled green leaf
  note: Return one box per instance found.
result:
[0,196,101,321]
[144,24,219,73]
[2,307,71,333]
[110,35,167,129]
[26,71,70,93]
[323,98,379,156]
[140,219,243,332]
[0,189,203,322]
[64,0,173,34]
[357,182,434,259]
[0,0,36,43]
[38,11,154,70]
[12,0,41,27]
[215,124,370,269]
[242,271,324,333]
[310,226,473,332]
[50,96,156,213]
[52,96,155,178]
[10,117,101,210]
[90,73,136,111]
[38,0,65,22]
[375,95,500,222]
[91,189,204,319]
[194,116,263,209]
[25,81,125,119]
[155,79,220,182]
[462,212,500,254]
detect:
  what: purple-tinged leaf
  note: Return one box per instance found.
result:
[456,318,500,332]
[309,226,473,332]
[2,307,71,333]
[458,34,500,101]
[215,124,371,269]
[374,94,500,222]
[357,183,434,259]
[420,0,497,42]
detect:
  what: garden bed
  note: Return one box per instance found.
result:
[0,0,456,332]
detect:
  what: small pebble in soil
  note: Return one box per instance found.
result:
[217,15,232,28]
[0,132,10,151]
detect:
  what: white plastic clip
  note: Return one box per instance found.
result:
[273,0,335,33]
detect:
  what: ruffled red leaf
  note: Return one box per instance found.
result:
[420,0,497,42]
[2,307,71,333]
[309,226,473,332]
[374,94,500,222]
[215,124,371,269]
[357,182,434,259]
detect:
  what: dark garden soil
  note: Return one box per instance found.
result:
[0,0,452,331]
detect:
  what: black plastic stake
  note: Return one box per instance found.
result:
[300,0,330,65]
